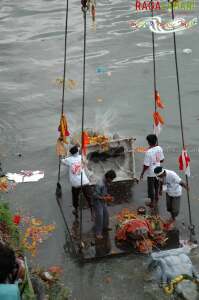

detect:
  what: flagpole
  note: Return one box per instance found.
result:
[169,0,195,241]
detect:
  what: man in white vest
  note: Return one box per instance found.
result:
[154,166,189,221]
[140,134,164,208]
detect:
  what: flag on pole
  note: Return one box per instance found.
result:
[155,91,165,109]
[82,131,89,156]
[178,148,191,177]
[58,114,70,144]
[153,112,164,136]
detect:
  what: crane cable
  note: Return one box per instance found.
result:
[79,0,89,252]
[151,0,157,113]
[56,0,69,198]
[54,0,78,255]
[169,0,195,241]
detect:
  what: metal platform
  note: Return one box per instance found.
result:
[59,136,180,262]
[62,181,137,262]
[62,184,180,262]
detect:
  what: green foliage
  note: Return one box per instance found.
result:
[48,282,70,300]
[0,203,69,299]
[0,202,21,250]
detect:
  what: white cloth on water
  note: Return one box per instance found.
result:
[6,170,44,183]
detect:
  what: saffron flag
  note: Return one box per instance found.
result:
[155,91,165,109]
[82,131,89,156]
[58,114,70,144]
[153,111,164,136]
[178,148,191,176]
[91,4,96,22]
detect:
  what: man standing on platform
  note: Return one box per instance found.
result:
[93,170,116,240]
[61,145,92,219]
[140,134,164,208]
[154,166,189,221]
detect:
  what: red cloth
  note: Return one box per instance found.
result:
[116,219,152,241]
[82,131,89,156]
[178,149,190,171]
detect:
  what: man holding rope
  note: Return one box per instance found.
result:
[61,145,92,219]
[154,166,189,221]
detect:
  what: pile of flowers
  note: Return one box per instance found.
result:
[0,202,68,299]
[22,218,56,257]
[87,134,109,145]
[0,176,9,192]
[0,203,21,250]
[115,208,169,254]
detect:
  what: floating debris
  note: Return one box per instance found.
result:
[96,97,103,103]
[55,78,77,89]
[6,170,44,183]
[96,66,107,74]
[66,79,77,89]
[55,77,64,86]
[183,48,192,54]
[96,66,111,76]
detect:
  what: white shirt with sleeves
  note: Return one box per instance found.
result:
[61,154,89,187]
[144,146,164,177]
[165,169,182,197]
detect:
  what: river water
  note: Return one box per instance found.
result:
[1,0,199,299]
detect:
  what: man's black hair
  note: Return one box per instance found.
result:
[105,169,116,181]
[69,145,79,155]
[154,166,163,174]
[0,243,16,283]
[146,134,158,146]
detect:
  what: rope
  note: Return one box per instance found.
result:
[57,197,77,255]
[151,0,157,113]
[170,0,195,240]
[79,0,88,251]
[56,0,69,194]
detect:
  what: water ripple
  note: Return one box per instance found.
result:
[111,50,174,68]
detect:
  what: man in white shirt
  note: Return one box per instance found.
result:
[61,145,92,218]
[154,166,189,221]
[140,134,164,208]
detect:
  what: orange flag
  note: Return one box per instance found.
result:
[155,91,165,109]
[153,112,164,126]
[153,112,164,136]
[82,131,89,156]
[58,114,70,144]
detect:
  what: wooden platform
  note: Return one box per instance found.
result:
[59,136,180,261]
[61,181,180,262]
[63,180,136,261]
